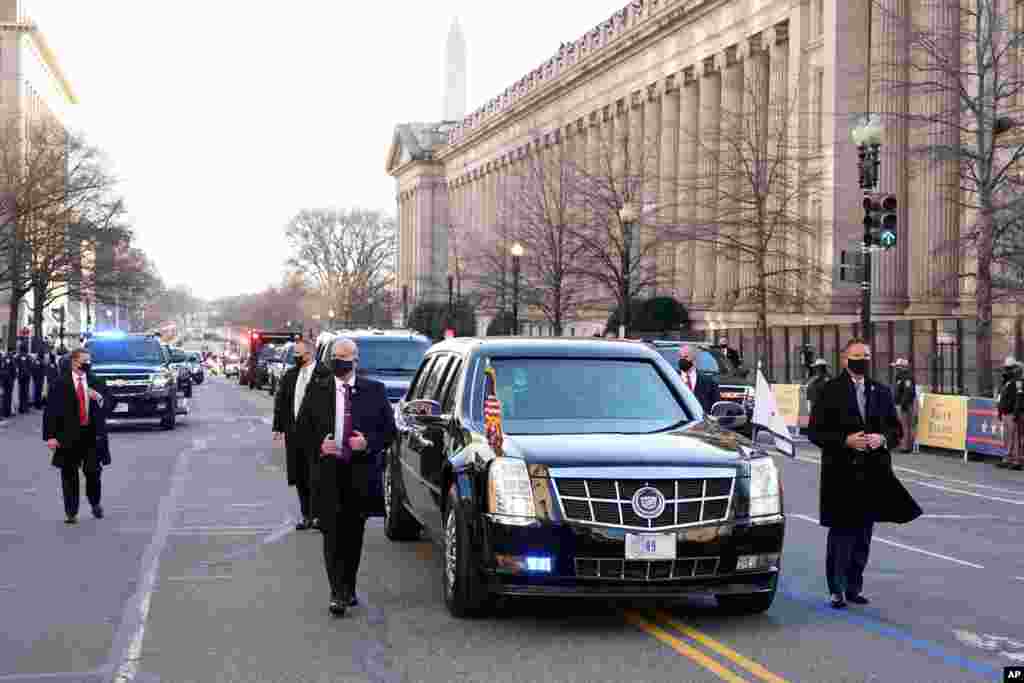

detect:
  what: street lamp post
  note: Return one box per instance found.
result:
[851,115,883,345]
[447,273,454,332]
[85,299,92,335]
[402,285,409,328]
[57,306,66,354]
[510,242,524,336]
[618,202,639,339]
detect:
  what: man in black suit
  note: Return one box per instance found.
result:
[17,348,32,413]
[808,338,922,609]
[272,340,318,530]
[44,348,111,524]
[678,344,720,413]
[298,336,396,617]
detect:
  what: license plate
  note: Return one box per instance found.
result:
[114,403,130,414]
[625,533,676,560]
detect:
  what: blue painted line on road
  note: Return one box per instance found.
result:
[780,582,1002,682]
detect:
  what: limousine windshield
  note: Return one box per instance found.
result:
[488,357,694,435]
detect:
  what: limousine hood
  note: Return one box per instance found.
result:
[500,421,753,470]
[92,363,164,375]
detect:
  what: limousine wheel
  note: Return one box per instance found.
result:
[716,589,776,615]
[443,485,490,618]
[384,458,420,541]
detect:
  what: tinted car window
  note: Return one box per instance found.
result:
[441,359,464,413]
[355,340,430,372]
[489,358,689,435]
[87,338,164,364]
[409,356,440,400]
[655,346,727,375]
[420,355,453,400]
[168,348,189,363]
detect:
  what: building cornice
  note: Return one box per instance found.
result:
[0,21,78,105]
[439,0,729,157]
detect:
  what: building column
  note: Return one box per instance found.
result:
[766,25,792,298]
[679,67,700,304]
[718,48,743,305]
[696,57,722,307]
[642,85,662,295]
[659,75,680,299]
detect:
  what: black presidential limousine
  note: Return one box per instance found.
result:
[384,337,785,618]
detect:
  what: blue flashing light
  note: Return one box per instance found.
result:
[525,556,552,573]
[95,330,127,338]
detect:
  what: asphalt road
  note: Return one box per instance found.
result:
[1,377,1023,683]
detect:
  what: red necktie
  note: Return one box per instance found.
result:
[76,377,87,426]
[687,373,693,390]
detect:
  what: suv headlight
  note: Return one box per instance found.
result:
[487,458,536,518]
[748,457,781,516]
[151,373,170,389]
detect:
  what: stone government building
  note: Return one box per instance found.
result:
[386,0,1021,392]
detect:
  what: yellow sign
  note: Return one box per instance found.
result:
[770,384,802,427]
[917,393,968,451]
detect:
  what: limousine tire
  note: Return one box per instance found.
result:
[716,589,776,615]
[443,485,490,618]
[384,457,420,541]
[160,393,177,430]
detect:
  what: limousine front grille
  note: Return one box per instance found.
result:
[553,477,733,530]
[574,556,721,581]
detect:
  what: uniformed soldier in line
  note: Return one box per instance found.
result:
[997,357,1024,471]
[17,347,32,414]
[32,351,47,409]
[0,351,14,418]
[891,358,917,453]
[806,358,831,414]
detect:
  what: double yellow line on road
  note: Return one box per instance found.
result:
[624,609,790,683]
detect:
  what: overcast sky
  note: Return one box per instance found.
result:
[29,0,627,301]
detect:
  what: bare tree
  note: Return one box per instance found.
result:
[571,113,678,335]
[678,68,831,367]
[0,120,131,348]
[285,208,397,326]
[871,0,1024,394]
[496,131,592,335]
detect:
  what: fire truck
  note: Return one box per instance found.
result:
[239,329,302,388]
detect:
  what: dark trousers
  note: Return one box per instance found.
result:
[322,512,367,599]
[826,524,874,597]
[295,472,312,520]
[32,376,44,408]
[18,379,29,413]
[60,461,102,517]
[0,381,12,417]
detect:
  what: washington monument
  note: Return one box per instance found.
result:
[443,18,467,121]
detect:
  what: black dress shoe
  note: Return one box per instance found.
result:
[311,518,320,530]
[295,518,311,531]
[830,595,847,609]
[64,515,77,524]
[328,597,346,617]
[92,505,104,519]
[346,593,359,607]
[1009,464,1023,471]
[846,594,870,605]
[996,461,1010,468]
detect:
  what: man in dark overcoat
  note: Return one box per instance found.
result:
[0,351,14,418]
[44,348,111,524]
[808,338,922,609]
[272,339,319,530]
[32,351,49,409]
[298,336,396,618]
[678,344,720,413]
[17,348,32,413]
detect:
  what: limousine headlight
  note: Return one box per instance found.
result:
[488,458,536,519]
[151,373,170,389]
[748,457,781,516]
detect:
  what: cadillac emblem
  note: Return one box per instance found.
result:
[631,486,666,520]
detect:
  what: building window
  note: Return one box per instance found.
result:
[815,0,825,38]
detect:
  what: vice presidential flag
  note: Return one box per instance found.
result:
[483,362,504,455]
[752,369,795,457]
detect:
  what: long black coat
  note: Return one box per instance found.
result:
[807,371,922,528]
[296,373,397,531]
[272,364,314,486]
[43,370,111,471]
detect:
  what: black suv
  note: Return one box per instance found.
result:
[316,329,432,405]
[84,333,184,429]
[384,337,784,618]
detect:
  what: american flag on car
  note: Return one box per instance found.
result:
[483,363,504,455]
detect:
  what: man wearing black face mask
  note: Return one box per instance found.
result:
[44,348,111,524]
[678,344,719,413]
[272,340,318,529]
[808,339,921,609]
[298,337,396,617]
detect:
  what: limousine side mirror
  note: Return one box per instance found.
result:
[709,400,748,431]
[401,399,445,425]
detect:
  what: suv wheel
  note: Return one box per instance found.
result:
[161,392,177,430]
[442,485,490,618]
[716,589,776,615]
[384,455,420,541]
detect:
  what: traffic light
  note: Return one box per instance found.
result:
[862,193,898,249]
